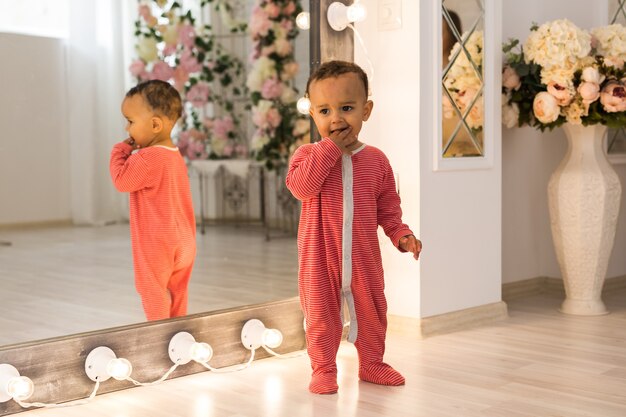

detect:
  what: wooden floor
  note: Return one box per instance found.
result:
[17,288,626,417]
[0,224,298,346]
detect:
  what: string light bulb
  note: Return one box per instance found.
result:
[327,1,367,31]
[168,332,214,365]
[296,11,310,30]
[0,364,34,403]
[241,319,283,350]
[297,96,311,115]
[85,347,132,382]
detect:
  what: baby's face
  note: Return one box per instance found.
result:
[308,73,372,140]
[121,95,157,148]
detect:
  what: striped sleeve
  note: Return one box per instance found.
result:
[286,138,342,201]
[109,142,152,193]
[377,157,413,250]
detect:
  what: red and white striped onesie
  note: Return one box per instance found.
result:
[110,143,196,321]
[286,138,413,393]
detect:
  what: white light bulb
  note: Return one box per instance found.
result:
[347,3,367,24]
[297,96,311,114]
[169,332,214,365]
[262,329,283,349]
[0,364,34,403]
[85,346,133,382]
[107,358,132,381]
[241,319,283,350]
[190,342,213,363]
[296,11,310,30]
[6,376,34,401]
[327,1,368,31]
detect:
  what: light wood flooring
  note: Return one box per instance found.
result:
[14,288,626,417]
[0,223,298,346]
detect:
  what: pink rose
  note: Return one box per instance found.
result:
[266,108,282,128]
[533,91,560,124]
[578,82,600,104]
[264,3,281,18]
[600,81,626,112]
[173,67,190,91]
[261,77,284,99]
[250,8,272,37]
[129,59,146,78]
[283,2,296,15]
[179,49,202,74]
[547,82,574,106]
[280,18,294,32]
[150,61,174,82]
[502,66,521,91]
[178,24,196,49]
[212,116,235,140]
[186,82,211,108]
[186,139,208,160]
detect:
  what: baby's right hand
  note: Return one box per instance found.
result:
[328,126,357,154]
[123,138,140,150]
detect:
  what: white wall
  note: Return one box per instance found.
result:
[356,0,502,319]
[0,34,71,224]
[501,0,626,283]
[355,1,421,318]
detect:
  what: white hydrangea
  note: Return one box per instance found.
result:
[591,24,626,67]
[136,36,159,63]
[524,19,591,72]
[444,31,483,95]
[246,56,277,91]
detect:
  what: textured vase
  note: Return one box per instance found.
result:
[548,123,622,315]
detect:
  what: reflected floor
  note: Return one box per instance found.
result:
[0,223,298,346]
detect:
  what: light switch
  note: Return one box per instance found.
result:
[378,0,402,31]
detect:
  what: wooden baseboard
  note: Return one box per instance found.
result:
[417,302,508,338]
[0,297,305,416]
[502,275,626,301]
[389,301,509,339]
[0,220,72,230]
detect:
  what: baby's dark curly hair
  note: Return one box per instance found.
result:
[126,80,182,121]
[305,60,369,98]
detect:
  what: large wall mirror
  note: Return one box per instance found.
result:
[0,0,314,348]
[441,0,485,159]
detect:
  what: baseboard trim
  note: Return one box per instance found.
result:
[0,219,72,230]
[502,275,626,301]
[388,301,509,339]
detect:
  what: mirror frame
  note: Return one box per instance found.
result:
[434,0,498,171]
[0,2,353,415]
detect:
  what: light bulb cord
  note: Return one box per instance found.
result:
[347,23,374,95]
[16,381,100,409]
[262,345,307,359]
[126,363,180,386]
[199,349,255,373]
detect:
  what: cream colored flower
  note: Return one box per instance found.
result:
[547,82,575,106]
[502,100,520,128]
[563,99,589,124]
[524,19,591,71]
[591,24,626,67]
[136,36,158,63]
[533,91,560,123]
[246,57,277,91]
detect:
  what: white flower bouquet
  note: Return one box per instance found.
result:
[502,19,626,130]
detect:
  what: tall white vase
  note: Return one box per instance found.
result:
[548,123,622,315]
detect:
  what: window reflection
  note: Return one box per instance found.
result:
[441,0,484,158]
